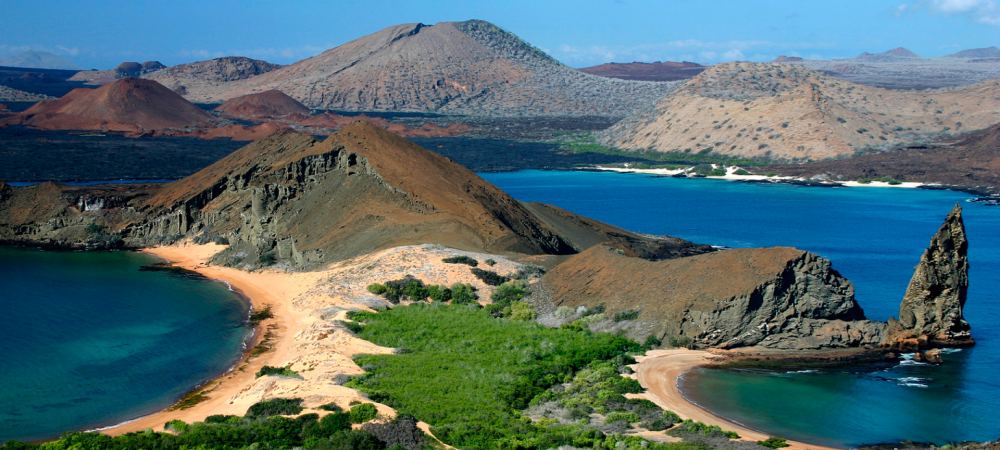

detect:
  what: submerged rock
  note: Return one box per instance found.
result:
[890,204,973,348]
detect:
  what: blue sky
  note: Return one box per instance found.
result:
[1,0,997,68]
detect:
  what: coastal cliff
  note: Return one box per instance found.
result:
[541,205,974,358]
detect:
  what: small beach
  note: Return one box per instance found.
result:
[633,349,837,450]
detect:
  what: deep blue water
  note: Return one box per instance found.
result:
[482,170,1000,447]
[0,248,250,442]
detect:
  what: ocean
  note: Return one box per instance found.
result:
[0,248,250,442]
[482,170,1000,447]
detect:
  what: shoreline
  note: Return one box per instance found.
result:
[102,243,312,435]
[633,349,839,450]
[593,165,929,190]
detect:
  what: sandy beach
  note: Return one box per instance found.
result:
[633,349,838,450]
[594,165,926,189]
[105,242,522,436]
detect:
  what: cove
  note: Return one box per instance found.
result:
[0,248,250,442]
[482,170,1000,447]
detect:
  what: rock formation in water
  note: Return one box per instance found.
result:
[540,245,885,351]
[889,204,973,349]
[540,205,974,357]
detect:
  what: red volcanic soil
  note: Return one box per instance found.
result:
[293,112,470,137]
[3,78,214,133]
[215,90,309,119]
[579,61,704,82]
[183,122,292,140]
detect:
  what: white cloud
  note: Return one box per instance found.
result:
[895,3,911,15]
[550,39,834,65]
[931,0,988,12]
[928,0,1000,25]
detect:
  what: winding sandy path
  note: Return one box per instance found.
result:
[634,349,838,450]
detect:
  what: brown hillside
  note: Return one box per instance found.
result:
[578,61,704,82]
[766,123,1000,194]
[541,245,883,350]
[161,20,673,117]
[215,90,309,119]
[5,78,214,133]
[602,62,1000,160]
[135,121,705,267]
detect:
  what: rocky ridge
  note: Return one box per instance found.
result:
[540,206,973,356]
[0,121,706,269]
[162,20,674,117]
[602,62,1000,160]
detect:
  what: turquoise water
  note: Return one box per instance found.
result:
[482,170,1000,447]
[0,248,250,442]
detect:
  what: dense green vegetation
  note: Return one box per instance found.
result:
[442,255,478,266]
[367,276,478,305]
[757,437,790,448]
[470,268,510,286]
[249,305,274,324]
[531,358,680,432]
[668,420,741,440]
[857,176,903,185]
[247,398,304,418]
[556,133,767,167]
[349,403,379,424]
[347,304,707,449]
[1,400,399,449]
[256,365,302,378]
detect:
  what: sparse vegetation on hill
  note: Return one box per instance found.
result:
[602,61,1000,161]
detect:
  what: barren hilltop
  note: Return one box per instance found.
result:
[2,78,214,133]
[601,62,1000,160]
[157,20,674,117]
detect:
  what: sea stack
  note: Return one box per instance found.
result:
[891,204,973,348]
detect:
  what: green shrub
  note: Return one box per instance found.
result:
[348,304,640,448]
[605,411,641,425]
[340,320,364,334]
[367,283,388,295]
[248,306,273,324]
[734,168,751,175]
[470,268,510,286]
[668,419,740,439]
[256,365,300,378]
[164,419,188,433]
[442,255,478,267]
[758,437,790,448]
[508,301,536,321]
[450,283,479,304]
[643,411,682,431]
[349,403,379,423]
[491,280,528,307]
[246,397,304,418]
[612,309,640,321]
[318,402,341,412]
[643,335,662,350]
[484,258,497,266]
[426,285,452,303]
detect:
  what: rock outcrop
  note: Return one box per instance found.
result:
[540,245,885,351]
[601,62,1000,160]
[0,121,706,269]
[889,204,973,348]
